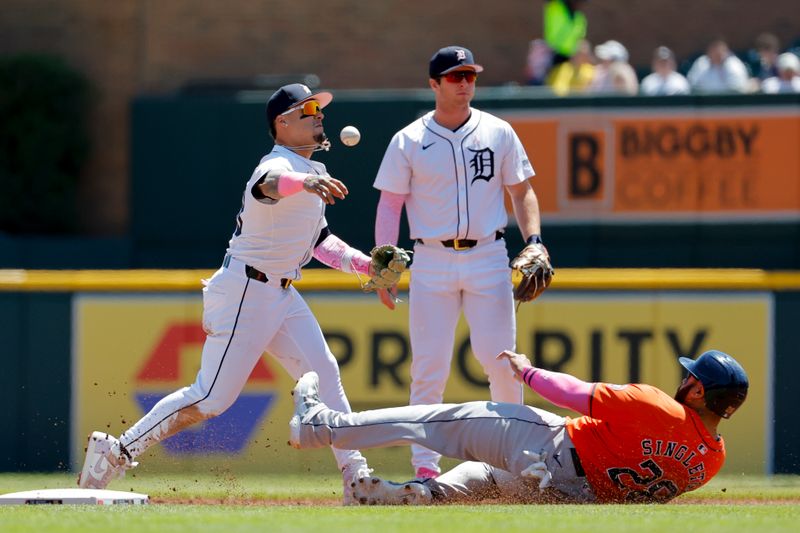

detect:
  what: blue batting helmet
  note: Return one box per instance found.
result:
[679,350,749,419]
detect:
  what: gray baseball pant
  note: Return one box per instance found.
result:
[296,400,594,502]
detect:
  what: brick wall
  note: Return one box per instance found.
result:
[2,0,798,234]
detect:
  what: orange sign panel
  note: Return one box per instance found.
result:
[505,109,800,221]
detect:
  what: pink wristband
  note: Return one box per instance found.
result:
[277,171,307,197]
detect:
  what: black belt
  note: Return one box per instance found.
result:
[244,265,293,288]
[223,255,293,289]
[569,448,586,477]
[417,231,504,251]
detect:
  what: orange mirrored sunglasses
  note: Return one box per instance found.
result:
[442,71,478,83]
[281,100,322,117]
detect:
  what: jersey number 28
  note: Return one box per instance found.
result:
[607,459,679,503]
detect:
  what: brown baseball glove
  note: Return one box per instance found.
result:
[511,242,554,303]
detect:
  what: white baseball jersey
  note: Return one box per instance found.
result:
[226,144,328,280]
[117,143,367,480]
[374,108,535,241]
[373,107,535,474]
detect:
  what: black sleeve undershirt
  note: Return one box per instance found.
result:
[314,226,331,248]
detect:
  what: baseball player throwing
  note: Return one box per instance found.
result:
[78,83,402,504]
[372,45,552,479]
[290,349,749,504]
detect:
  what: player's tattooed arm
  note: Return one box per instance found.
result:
[252,169,286,201]
[302,174,349,205]
[253,170,348,205]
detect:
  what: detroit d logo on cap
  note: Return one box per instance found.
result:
[456,49,467,60]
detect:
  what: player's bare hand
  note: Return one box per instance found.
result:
[303,175,348,205]
[496,350,533,382]
[376,287,398,310]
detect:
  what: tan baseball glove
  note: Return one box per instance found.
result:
[363,244,411,291]
[511,242,554,303]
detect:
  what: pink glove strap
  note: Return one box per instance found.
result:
[521,366,593,415]
[277,171,307,197]
[375,191,406,246]
[313,234,371,275]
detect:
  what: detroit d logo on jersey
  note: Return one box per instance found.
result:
[468,147,495,184]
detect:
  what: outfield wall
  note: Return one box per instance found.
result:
[8,93,797,272]
[1,268,799,476]
[124,92,800,270]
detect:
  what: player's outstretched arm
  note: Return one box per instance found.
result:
[496,349,532,382]
[312,230,371,275]
[497,350,593,414]
[254,170,348,205]
[311,231,410,311]
[303,173,348,205]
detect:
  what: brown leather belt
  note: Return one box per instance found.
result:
[417,231,504,251]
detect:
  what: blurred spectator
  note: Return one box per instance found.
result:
[789,37,800,60]
[761,52,800,93]
[589,40,638,95]
[525,39,555,85]
[547,39,596,95]
[746,32,781,81]
[527,0,588,85]
[687,39,750,93]
[640,46,690,96]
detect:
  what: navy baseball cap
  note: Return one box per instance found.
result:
[266,83,333,125]
[429,46,484,78]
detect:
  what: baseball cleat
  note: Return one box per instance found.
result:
[352,476,433,506]
[341,460,374,506]
[77,431,138,489]
[288,371,322,449]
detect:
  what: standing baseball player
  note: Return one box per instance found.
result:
[290,349,749,504]
[78,83,408,504]
[372,45,553,479]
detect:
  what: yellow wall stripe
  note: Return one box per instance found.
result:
[2,268,800,292]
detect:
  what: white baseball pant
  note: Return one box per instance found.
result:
[408,237,522,472]
[119,258,365,470]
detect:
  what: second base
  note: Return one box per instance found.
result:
[0,488,148,505]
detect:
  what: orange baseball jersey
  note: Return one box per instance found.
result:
[566,383,725,503]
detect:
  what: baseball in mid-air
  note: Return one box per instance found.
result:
[340,125,361,147]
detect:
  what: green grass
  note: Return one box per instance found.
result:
[1,473,799,533]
